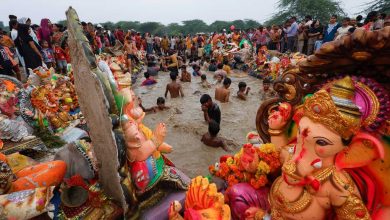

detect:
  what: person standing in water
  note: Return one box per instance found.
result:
[215,77,232,103]
[200,94,221,124]
[165,72,184,98]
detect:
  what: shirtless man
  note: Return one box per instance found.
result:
[165,72,184,98]
[180,65,191,82]
[215,77,231,103]
[123,37,137,73]
[201,120,230,152]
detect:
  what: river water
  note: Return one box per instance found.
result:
[133,69,264,178]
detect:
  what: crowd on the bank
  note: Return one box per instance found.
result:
[0,11,389,82]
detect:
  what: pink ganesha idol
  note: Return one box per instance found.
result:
[119,87,188,194]
[267,76,390,219]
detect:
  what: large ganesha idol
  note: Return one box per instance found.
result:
[266,76,390,219]
[118,87,188,196]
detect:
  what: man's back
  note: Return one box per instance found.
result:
[167,81,181,98]
[215,86,230,103]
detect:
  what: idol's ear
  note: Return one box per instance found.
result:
[335,132,384,169]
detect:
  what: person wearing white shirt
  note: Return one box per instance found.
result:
[335,17,352,40]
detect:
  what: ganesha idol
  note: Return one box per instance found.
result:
[118,87,188,195]
[224,76,390,220]
[267,76,389,219]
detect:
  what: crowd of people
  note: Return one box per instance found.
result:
[0,11,388,151]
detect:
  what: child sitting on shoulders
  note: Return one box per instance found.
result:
[201,120,230,152]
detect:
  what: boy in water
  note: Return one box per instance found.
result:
[180,65,191,82]
[139,97,170,113]
[199,74,211,88]
[200,94,221,124]
[165,72,184,98]
[141,71,157,86]
[201,120,230,152]
[215,77,231,103]
[237,81,251,100]
[261,78,277,100]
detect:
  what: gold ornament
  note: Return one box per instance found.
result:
[334,194,370,220]
[303,77,362,139]
[268,129,284,136]
[270,177,312,214]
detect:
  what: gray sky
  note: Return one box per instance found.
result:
[1,0,368,26]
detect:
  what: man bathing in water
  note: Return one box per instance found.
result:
[200,94,221,124]
[139,97,170,113]
[165,72,184,98]
[201,120,230,152]
[237,81,251,100]
[215,77,232,103]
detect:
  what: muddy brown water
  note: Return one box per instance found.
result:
[133,69,265,178]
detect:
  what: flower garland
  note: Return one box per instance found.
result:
[209,143,281,189]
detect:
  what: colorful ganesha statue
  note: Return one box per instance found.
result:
[266,76,390,219]
[118,87,188,195]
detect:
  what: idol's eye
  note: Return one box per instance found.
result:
[316,139,331,146]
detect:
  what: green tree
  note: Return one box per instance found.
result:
[57,20,67,26]
[116,21,140,32]
[101,22,115,30]
[231,20,246,29]
[266,0,346,25]
[182,19,208,34]
[138,22,164,35]
[165,23,183,36]
[0,22,4,29]
[244,19,261,29]
[363,0,390,14]
[209,20,230,32]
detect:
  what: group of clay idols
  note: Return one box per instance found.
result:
[168,77,389,220]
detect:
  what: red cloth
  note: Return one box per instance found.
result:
[54,46,66,60]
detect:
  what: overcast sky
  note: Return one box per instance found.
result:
[1,0,368,25]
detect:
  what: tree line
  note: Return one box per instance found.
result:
[3,0,388,35]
